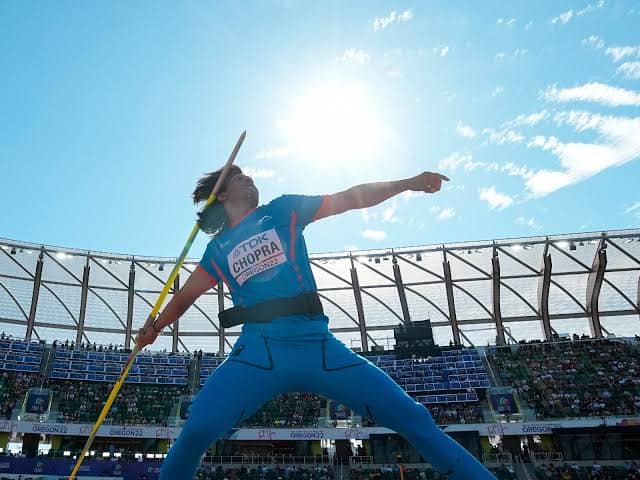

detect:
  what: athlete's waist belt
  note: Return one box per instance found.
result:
[218,292,324,329]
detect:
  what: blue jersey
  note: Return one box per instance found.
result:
[198,194,326,308]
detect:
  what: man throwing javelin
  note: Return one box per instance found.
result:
[137,167,496,479]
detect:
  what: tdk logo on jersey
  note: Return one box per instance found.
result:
[227,229,286,285]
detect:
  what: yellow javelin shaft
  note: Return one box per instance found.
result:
[68,130,246,480]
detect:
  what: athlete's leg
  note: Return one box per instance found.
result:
[311,334,495,480]
[160,337,282,479]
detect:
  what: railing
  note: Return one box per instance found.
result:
[350,456,374,464]
[202,455,334,465]
[482,453,513,464]
[531,452,564,462]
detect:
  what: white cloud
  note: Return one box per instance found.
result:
[428,205,455,220]
[402,190,426,201]
[552,0,605,24]
[582,35,605,49]
[516,216,541,230]
[439,152,499,172]
[456,121,476,139]
[510,110,549,126]
[618,62,640,79]
[437,207,455,221]
[433,46,450,57]
[483,128,525,145]
[338,48,371,65]
[495,49,527,61]
[479,187,514,210]
[527,135,560,151]
[362,229,387,241]
[524,111,640,197]
[501,162,535,179]
[242,166,277,179]
[381,201,402,224]
[513,49,528,59]
[543,82,640,107]
[373,9,413,31]
[439,152,471,170]
[492,86,505,96]
[255,147,289,160]
[625,201,640,218]
[497,17,517,27]
[605,45,640,62]
[552,10,574,24]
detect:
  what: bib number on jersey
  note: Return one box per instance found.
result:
[227,229,287,285]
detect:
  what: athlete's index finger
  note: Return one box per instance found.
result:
[440,174,450,182]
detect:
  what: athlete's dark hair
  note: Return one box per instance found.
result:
[193,166,242,236]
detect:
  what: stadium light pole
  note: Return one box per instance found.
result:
[68,131,246,480]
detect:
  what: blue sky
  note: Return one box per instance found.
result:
[1,0,639,258]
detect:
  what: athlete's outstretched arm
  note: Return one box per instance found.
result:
[136,266,216,348]
[314,171,449,221]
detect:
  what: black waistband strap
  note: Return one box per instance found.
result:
[219,292,324,329]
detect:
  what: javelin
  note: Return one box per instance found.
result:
[68,131,246,480]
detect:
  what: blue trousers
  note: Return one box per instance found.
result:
[160,319,495,479]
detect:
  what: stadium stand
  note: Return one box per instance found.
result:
[0,339,491,427]
[197,465,335,480]
[488,339,640,419]
[240,392,328,428]
[534,461,640,479]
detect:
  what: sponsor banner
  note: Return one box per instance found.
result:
[0,417,639,440]
[0,458,160,479]
[227,427,392,440]
[227,229,286,285]
[0,421,180,439]
[445,417,627,436]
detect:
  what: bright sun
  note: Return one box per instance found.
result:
[278,80,387,168]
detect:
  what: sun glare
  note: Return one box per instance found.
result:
[278,81,387,168]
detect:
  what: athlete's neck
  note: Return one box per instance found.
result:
[225,202,256,228]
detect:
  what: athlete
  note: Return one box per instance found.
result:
[137,166,496,480]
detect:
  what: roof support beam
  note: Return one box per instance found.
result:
[350,257,369,352]
[538,247,553,341]
[586,240,607,338]
[172,274,180,352]
[218,285,226,355]
[392,253,411,324]
[125,262,135,350]
[491,247,506,345]
[76,256,90,346]
[443,256,461,346]
[25,250,44,340]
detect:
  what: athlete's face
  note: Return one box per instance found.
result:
[222,172,259,207]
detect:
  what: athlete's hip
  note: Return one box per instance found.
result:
[222,326,368,373]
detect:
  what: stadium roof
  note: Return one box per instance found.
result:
[1,229,639,352]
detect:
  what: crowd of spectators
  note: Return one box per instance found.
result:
[349,465,515,480]
[489,339,640,419]
[425,402,483,425]
[50,379,185,425]
[535,461,640,479]
[241,393,327,428]
[196,465,334,480]
[0,371,41,419]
